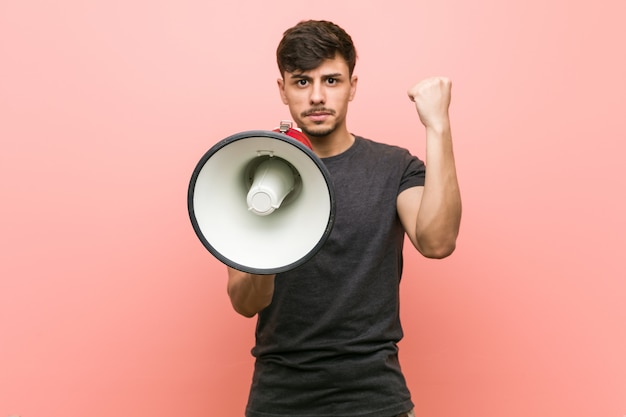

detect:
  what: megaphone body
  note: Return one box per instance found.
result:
[188,124,335,274]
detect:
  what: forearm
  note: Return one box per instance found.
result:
[415,123,462,258]
[227,267,276,317]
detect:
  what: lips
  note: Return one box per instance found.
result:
[302,108,334,122]
[307,113,330,122]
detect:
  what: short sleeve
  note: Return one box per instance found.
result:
[399,153,426,193]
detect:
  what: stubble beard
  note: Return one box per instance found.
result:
[299,116,339,138]
[298,107,338,138]
[301,123,336,138]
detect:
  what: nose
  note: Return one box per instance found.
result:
[309,82,325,105]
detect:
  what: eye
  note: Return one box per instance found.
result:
[326,78,337,85]
[296,79,308,87]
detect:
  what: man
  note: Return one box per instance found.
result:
[227,20,461,417]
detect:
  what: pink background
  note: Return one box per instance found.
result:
[1,1,625,416]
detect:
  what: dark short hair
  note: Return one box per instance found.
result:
[277,20,357,77]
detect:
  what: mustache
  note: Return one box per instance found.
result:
[301,107,336,117]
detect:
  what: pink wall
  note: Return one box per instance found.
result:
[1,1,624,416]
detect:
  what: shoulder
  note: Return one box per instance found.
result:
[355,136,408,152]
[352,136,426,190]
[353,136,414,160]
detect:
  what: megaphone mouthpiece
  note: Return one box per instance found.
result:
[247,157,296,216]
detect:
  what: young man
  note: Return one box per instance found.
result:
[227,20,461,417]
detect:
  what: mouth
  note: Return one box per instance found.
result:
[302,108,334,122]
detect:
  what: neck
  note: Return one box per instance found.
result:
[307,128,355,158]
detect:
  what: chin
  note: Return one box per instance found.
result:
[302,124,336,138]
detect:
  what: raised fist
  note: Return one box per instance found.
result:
[407,76,452,130]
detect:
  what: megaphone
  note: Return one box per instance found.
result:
[188,121,335,274]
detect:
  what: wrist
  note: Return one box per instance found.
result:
[424,122,451,137]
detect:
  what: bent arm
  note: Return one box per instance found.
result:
[398,124,461,258]
[398,77,462,258]
[226,267,276,317]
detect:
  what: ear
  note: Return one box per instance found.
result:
[277,78,288,104]
[348,75,358,101]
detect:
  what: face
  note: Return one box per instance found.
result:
[277,55,357,139]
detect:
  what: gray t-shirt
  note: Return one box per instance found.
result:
[246,136,426,417]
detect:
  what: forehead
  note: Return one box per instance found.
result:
[288,55,350,78]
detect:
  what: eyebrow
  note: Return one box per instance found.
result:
[289,72,344,80]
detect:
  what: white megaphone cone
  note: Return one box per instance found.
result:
[188,121,335,274]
